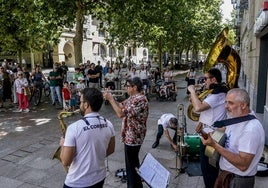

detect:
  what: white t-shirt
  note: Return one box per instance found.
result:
[64,112,115,187]
[219,113,265,176]
[163,71,173,82]
[76,83,86,96]
[139,69,149,80]
[129,71,138,79]
[188,71,196,79]
[113,68,121,79]
[199,93,226,126]
[104,72,115,82]
[158,113,176,130]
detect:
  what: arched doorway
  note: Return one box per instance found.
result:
[63,42,74,67]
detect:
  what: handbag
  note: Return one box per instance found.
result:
[23,87,31,96]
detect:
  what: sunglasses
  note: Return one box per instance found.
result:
[204,76,213,81]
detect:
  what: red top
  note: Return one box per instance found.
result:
[62,87,70,100]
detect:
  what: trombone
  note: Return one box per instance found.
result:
[171,104,187,176]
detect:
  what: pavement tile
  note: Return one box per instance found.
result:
[0,162,31,178]
[25,157,58,170]
[11,150,31,157]
[20,145,40,153]
[17,155,36,165]
[39,138,55,145]
[15,169,48,186]
[18,183,42,188]
[0,176,24,188]
[1,154,22,163]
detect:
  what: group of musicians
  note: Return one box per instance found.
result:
[58,66,265,188]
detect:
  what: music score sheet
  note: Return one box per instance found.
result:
[137,153,170,188]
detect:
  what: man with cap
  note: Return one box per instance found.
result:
[76,77,86,103]
[48,65,63,107]
[152,113,178,151]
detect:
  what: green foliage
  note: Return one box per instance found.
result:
[0,0,227,66]
[0,0,63,53]
[102,0,224,64]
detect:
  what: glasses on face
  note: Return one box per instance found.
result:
[204,76,212,81]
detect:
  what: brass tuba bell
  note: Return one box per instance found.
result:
[187,27,241,121]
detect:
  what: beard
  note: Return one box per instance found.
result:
[226,112,233,118]
[80,107,85,116]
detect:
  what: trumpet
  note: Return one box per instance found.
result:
[52,109,80,172]
[101,89,127,97]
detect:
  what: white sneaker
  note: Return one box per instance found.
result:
[13,109,23,112]
[24,108,30,113]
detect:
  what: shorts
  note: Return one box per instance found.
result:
[70,98,77,106]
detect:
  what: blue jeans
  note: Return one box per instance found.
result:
[50,86,62,106]
[200,143,219,188]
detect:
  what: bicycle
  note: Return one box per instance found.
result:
[43,81,50,97]
[29,84,42,106]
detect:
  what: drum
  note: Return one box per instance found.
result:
[184,134,200,157]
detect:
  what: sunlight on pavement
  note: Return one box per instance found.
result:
[15,126,31,132]
[29,118,52,126]
[0,130,8,138]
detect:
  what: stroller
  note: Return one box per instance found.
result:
[154,79,177,101]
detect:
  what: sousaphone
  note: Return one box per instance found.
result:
[187,27,241,121]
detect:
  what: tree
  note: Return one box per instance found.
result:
[0,0,105,67]
[102,0,223,71]
[0,0,65,66]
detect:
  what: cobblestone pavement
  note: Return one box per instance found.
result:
[0,71,267,188]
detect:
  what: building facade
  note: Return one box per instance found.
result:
[234,0,268,144]
[53,15,148,67]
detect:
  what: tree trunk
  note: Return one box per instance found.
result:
[30,49,35,70]
[157,38,163,72]
[169,48,174,68]
[18,50,22,66]
[73,1,84,67]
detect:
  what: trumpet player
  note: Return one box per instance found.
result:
[188,68,229,188]
[103,77,149,188]
[60,88,115,188]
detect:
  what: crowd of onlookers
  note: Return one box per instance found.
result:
[0,59,189,113]
[0,60,32,112]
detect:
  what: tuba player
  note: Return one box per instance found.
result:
[188,68,229,188]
